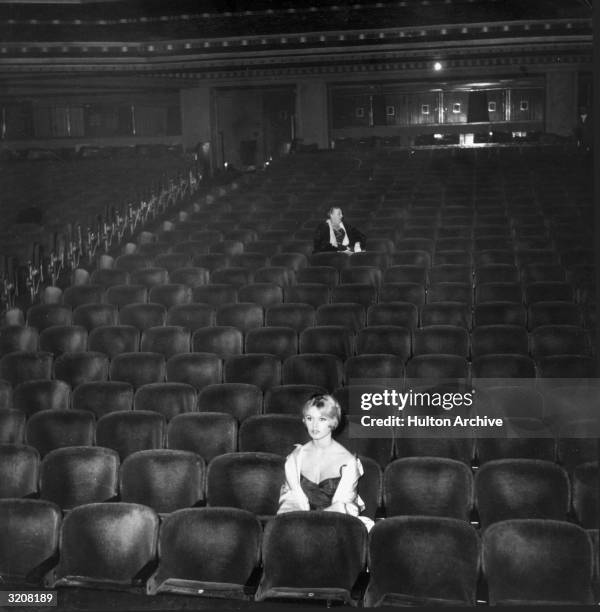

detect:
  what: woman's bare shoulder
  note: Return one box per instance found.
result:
[329,440,356,462]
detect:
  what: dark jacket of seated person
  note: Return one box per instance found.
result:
[313,217,367,254]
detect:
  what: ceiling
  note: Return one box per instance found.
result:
[0,0,592,93]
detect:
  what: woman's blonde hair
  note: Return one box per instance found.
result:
[302,394,341,428]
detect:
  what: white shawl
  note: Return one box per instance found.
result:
[278,443,374,531]
[327,219,350,248]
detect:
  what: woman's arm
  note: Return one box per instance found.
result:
[277,447,310,514]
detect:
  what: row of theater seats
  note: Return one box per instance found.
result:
[5,298,595,340]
[1,318,593,362]
[78,239,592,301]
[1,403,597,468]
[1,443,597,528]
[1,377,597,469]
[0,349,595,399]
[1,499,597,606]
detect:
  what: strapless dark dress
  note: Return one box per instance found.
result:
[300,475,342,510]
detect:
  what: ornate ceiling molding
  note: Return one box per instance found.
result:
[0,17,590,60]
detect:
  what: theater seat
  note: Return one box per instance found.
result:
[406,354,470,384]
[472,354,536,380]
[264,384,327,415]
[47,502,159,590]
[474,459,570,528]
[133,382,197,421]
[413,325,470,358]
[224,354,281,391]
[193,283,238,306]
[167,412,238,462]
[148,284,192,308]
[367,303,418,329]
[118,302,167,331]
[26,304,72,331]
[475,418,556,464]
[475,282,523,304]
[300,325,354,360]
[282,354,343,392]
[109,352,166,389]
[26,410,95,457]
[420,302,471,328]
[0,350,54,386]
[256,511,367,605]
[356,326,411,360]
[297,266,339,286]
[115,253,152,273]
[140,326,191,359]
[340,267,382,288]
[146,507,262,599]
[344,354,405,382]
[197,382,262,422]
[130,267,169,288]
[0,498,61,586]
[39,446,119,510]
[364,516,480,607]
[0,409,25,444]
[90,268,129,288]
[383,457,473,520]
[96,410,165,460]
[119,449,205,515]
[167,304,215,332]
[528,301,582,330]
[253,266,295,287]
[216,303,264,334]
[265,303,316,332]
[379,282,426,306]
[72,303,118,331]
[88,325,140,358]
[104,284,148,308]
[471,325,529,357]
[0,444,39,498]
[71,381,134,419]
[309,251,352,272]
[238,414,308,455]
[13,379,70,417]
[206,451,285,518]
[154,253,192,274]
[166,353,222,390]
[211,267,253,288]
[192,254,230,274]
[316,303,365,332]
[246,327,298,360]
[482,519,595,605]
[427,282,472,305]
[284,283,330,308]
[168,267,210,289]
[531,325,591,358]
[0,325,39,356]
[474,302,528,327]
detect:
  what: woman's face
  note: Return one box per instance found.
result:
[329,208,343,225]
[303,405,335,441]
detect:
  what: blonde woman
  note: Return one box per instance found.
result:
[278,394,373,530]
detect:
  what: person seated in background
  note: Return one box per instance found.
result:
[313,206,367,254]
[277,394,373,531]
